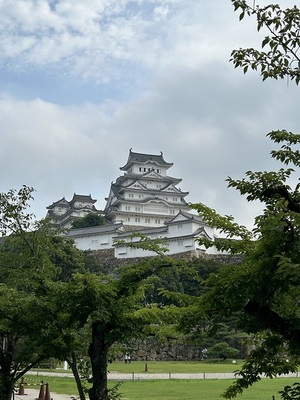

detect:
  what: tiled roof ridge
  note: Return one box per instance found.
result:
[120,149,173,170]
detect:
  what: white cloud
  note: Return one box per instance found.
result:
[0,0,299,231]
[0,1,247,81]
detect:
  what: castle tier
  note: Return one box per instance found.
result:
[104,150,190,229]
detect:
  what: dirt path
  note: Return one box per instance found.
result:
[15,388,76,400]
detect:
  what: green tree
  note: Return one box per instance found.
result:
[0,187,86,400]
[159,259,245,361]
[206,342,239,361]
[230,1,300,83]
[186,2,300,397]
[0,187,181,400]
[71,213,106,229]
[191,131,300,398]
[73,257,176,400]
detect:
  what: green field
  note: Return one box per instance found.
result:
[25,361,300,400]
[108,360,243,373]
[116,379,295,400]
[24,375,298,400]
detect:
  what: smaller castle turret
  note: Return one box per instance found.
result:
[46,193,102,228]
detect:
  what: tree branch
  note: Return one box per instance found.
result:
[244,299,300,344]
[262,186,300,212]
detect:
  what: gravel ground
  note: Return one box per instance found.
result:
[15,388,76,400]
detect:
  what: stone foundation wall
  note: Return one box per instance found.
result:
[128,339,204,361]
[117,337,246,362]
[87,248,243,271]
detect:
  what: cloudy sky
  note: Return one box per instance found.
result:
[1,0,299,229]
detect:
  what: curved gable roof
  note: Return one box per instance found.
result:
[166,210,204,224]
[120,149,173,171]
[47,197,69,209]
[70,193,97,205]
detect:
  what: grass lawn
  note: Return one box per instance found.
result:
[25,373,298,400]
[108,360,244,374]
[118,379,293,400]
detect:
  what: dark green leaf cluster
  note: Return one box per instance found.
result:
[71,213,106,229]
[279,382,300,400]
[231,2,300,84]
[0,186,35,235]
[206,342,239,360]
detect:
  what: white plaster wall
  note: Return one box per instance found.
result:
[73,233,115,251]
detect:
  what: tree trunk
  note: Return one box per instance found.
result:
[66,352,86,400]
[88,321,109,400]
[0,334,16,400]
[0,373,14,400]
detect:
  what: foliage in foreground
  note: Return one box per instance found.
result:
[71,213,106,229]
[0,187,86,400]
[190,129,300,395]
[230,1,300,84]
[186,1,300,398]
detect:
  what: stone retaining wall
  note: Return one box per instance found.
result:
[128,339,204,361]
[87,248,243,271]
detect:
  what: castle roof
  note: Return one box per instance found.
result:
[65,222,125,238]
[166,210,204,225]
[69,194,97,205]
[120,150,173,171]
[47,197,69,209]
[47,194,97,210]
[114,225,168,240]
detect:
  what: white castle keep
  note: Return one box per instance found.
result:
[46,150,219,258]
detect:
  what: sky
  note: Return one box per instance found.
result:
[1,0,299,230]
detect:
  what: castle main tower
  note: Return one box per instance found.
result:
[104,150,190,229]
